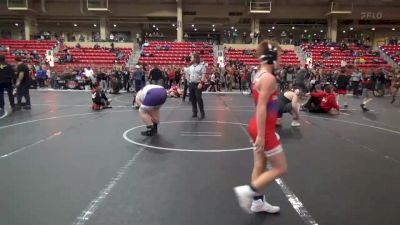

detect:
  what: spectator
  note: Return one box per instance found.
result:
[75,43,81,49]
[94,43,100,49]
[0,55,15,112]
[149,65,163,86]
[133,65,144,92]
[351,68,362,96]
[66,52,73,63]
[117,51,125,60]
[14,57,31,110]
[110,42,115,51]
[36,67,47,88]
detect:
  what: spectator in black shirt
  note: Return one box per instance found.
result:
[0,55,15,112]
[15,57,31,110]
[149,65,163,86]
[122,68,130,92]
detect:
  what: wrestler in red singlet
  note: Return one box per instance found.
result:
[234,40,287,214]
[248,72,282,156]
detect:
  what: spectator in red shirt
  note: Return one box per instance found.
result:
[167,67,176,88]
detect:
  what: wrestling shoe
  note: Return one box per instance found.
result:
[140,125,156,136]
[234,185,257,213]
[291,121,301,127]
[153,123,158,133]
[360,104,370,112]
[251,196,280,213]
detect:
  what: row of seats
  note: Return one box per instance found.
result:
[0,39,58,64]
[301,43,391,69]
[380,45,400,65]
[0,40,132,73]
[56,46,132,68]
[224,48,300,66]
[139,41,214,66]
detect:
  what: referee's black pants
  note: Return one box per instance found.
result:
[189,82,204,117]
[182,79,189,101]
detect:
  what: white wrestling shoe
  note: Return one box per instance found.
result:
[291,120,301,127]
[251,196,280,213]
[234,185,257,213]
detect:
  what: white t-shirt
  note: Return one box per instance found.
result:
[85,68,94,78]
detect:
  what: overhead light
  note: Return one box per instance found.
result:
[212,28,215,32]
[194,28,197,31]
[272,26,275,29]
[212,24,215,27]
[192,24,194,27]
[313,33,317,36]
[172,24,175,27]
[73,24,77,27]
[392,28,396,31]
[371,27,375,31]
[234,29,237,32]
[153,24,156,28]
[304,29,307,33]
[268,29,271,32]
[320,29,323,33]
[350,27,354,30]
[156,28,159,31]
[343,30,346,33]
[292,26,295,30]
[14,23,18,26]
[93,24,97,27]
[113,24,117,27]
[231,26,234,30]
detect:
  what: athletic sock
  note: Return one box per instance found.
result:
[253,195,264,201]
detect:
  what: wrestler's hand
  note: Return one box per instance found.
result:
[254,136,265,152]
[197,83,202,90]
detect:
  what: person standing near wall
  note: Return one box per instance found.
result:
[14,57,31,110]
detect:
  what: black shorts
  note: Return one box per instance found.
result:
[278,103,292,118]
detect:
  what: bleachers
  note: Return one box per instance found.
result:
[138,41,214,66]
[301,43,391,70]
[224,48,300,66]
[380,45,400,66]
[0,39,58,63]
[53,47,132,73]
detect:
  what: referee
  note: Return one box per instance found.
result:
[188,53,206,119]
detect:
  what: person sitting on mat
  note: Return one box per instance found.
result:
[302,84,325,110]
[135,84,167,136]
[307,85,340,114]
[276,88,301,127]
[167,84,183,98]
[92,83,112,110]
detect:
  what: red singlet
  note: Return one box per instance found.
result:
[248,71,283,157]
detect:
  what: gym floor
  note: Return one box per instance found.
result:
[0,90,399,225]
